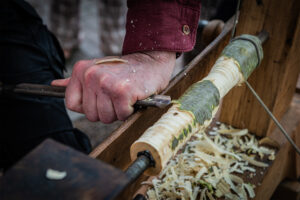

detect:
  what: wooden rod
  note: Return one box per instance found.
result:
[130,33,265,176]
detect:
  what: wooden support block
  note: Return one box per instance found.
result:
[254,140,293,199]
[254,94,300,199]
[220,0,300,137]
[0,139,130,200]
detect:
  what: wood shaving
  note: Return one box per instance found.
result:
[46,168,67,180]
[259,137,280,149]
[94,58,128,65]
[146,123,275,199]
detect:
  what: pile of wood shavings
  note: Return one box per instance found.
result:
[145,123,276,200]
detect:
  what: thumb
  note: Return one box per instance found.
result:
[51,78,71,87]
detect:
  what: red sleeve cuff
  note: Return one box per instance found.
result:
[122,0,201,55]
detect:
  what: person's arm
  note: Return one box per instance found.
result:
[52,0,201,123]
[123,0,201,54]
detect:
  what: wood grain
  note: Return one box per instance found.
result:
[219,0,300,137]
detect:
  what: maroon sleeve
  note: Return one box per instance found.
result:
[122,0,201,55]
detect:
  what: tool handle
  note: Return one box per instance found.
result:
[0,83,171,108]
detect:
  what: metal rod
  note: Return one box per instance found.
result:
[245,81,300,155]
[0,83,65,98]
[243,31,300,155]
[124,151,155,184]
[16,83,65,98]
[257,30,269,44]
[13,88,65,98]
[230,0,241,39]
[133,194,147,200]
[0,83,171,108]
[124,155,150,183]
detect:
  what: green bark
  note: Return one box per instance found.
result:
[171,137,179,150]
[221,34,263,79]
[171,124,193,150]
[170,34,263,150]
[178,80,220,125]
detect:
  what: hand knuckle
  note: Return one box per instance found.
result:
[65,99,75,111]
[86,115,98,122]
[100,72,112,83]
[73,60,86,74]
[114,81,130,96]
[83,67,96,87]
[83,107,97,122]
[101,117,113,124]
[118,112,130,121]
[98,73,113,89]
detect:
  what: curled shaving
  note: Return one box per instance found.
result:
[146,123,275,200]
[94,58,128,65]
[46,169,67,180]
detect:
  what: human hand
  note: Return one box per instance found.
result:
[51,51,176,123]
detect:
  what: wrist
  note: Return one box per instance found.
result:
[140,51,176,64]
[123,51,176,66]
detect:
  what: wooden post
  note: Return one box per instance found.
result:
[220,0,300,137]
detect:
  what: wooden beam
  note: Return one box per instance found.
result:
[219,0,300,137]
[296,123,300,179]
